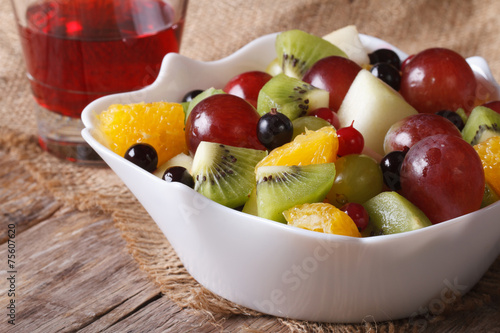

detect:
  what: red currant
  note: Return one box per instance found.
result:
[336,122,364,156]
[341,202,370,232]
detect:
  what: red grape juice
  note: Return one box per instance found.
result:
[19,0,184,118]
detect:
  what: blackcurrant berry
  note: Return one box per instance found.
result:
[370,63,401,91]
[257,109,293,151]
[380,149,408,191]
[162,166,195,188]
[182,89,204,102]
[124,143,158,172]
[369,48,401,70]
[435,109,465,131]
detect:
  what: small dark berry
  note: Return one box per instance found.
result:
[435,109,465,131]
[182,89,204,102]
[124,143,158,172]
[162,166,195,188]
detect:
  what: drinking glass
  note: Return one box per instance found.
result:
[10,0,188,164]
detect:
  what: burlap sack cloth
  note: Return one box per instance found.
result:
[1,0,499,331]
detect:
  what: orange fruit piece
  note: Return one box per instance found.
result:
[474,136,500,196]
[97,102,187,166]
[256,126,338,168]
[284,202,361,237]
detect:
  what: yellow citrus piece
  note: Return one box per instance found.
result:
[284,202,361,237]
[97,102,187,166]
[256,126,338,168]
[474,136,500,195]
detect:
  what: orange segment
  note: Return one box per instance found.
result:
[97,102,187,166]
[474,136,500,196]
[284,202,361,237]
[256,126,338,168]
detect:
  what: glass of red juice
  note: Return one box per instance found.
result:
[10,0,188,164]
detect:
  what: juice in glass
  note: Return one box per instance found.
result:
[12,0,188,163]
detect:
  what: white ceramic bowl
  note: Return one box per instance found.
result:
[81,33,500,324]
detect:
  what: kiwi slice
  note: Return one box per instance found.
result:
[191,142,267,208]
[257,73,329,120]
[482,182,500,208]
[276,29,347,79]
[184,87,226,122]
[256,163,336,223]
[242,187,258,216]
[362,191,432,236]
[462,106,500,145]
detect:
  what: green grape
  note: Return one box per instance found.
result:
[291,116,333,139]
[327,154,384,207]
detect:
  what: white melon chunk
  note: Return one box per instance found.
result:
[337,69,418,156]
[323,25,370,66]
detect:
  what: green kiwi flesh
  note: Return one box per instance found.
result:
[185,87,226,122]
[257,73,329,120]
[242,187,258,216]
[462,106,500,145]
[482,182,500,208]
[191,142,267,208]
[256,163,336,223]
[276,29,347,79]
[362,191,432,236]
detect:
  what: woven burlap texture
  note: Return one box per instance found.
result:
[2,0,500,331]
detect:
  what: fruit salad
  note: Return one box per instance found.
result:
[96,26,500,238]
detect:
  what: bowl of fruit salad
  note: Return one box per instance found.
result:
[81,26,500,324]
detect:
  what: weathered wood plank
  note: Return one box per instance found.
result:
[100,295,290,333]
[0,150,61,244]
[0,206,162,332]
[77,284,162,333]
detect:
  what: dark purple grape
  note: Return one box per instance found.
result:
[370,63,401,91]
[257,110,293,150]
[369,48,401,70]
[435,109,465,131]
[124,143,158,172]
[162,166,195,188]
[380,149,408,191]
[182,89,204,102]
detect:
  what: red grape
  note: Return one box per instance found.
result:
[185,94,266,155]
[384,113,462,154]
[400,54,414,72]
[223,71,272,108]
[400,134,485,224]
[308,107,340,129]
[400,48,477,114]
[302,56,362,112]
[482,100,500,114]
